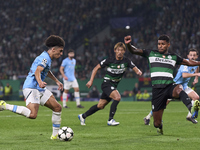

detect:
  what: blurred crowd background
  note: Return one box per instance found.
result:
[1,0,200,81]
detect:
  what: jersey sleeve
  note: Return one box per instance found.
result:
[38,56,49,68]
[175,54,183,65]
[100,58,109,68]
[127,58,136,69]
[141,49,151,58]
[61,59,66,67]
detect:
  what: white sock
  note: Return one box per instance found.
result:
[52,111,61,136]
[74,92,80,106]
[62,92,67,107]
[187,100,195,118]
[6,104,31,118]
[146,110,153,119]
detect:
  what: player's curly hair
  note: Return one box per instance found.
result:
[45,35,65,48]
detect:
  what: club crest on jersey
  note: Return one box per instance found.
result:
[168,55,172,59]
[162,55,165,58]
[117,65,120,68]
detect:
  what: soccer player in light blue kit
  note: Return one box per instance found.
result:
[60,49,84,108]
[144,48,200,124]
[0,35,65,140]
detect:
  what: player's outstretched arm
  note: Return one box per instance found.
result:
[59,66,68,80]
[133,67,142,76]
[86,64,101,88]
[124,35,143,55]
[181,59,200,66]
[47,71,63,91]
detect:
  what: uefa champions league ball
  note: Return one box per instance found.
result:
[58,126,74,141]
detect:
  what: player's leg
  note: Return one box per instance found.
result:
[153,109,164,134]
[0,88,41,119]
[62,89,69,108]
[185,88,199,123]
[107,89,121,126]
[143,99,172,125]
[73,79,84,108]
[63,79,71,108]
[144,110,152,125]
[78,99,109,125]
[172,84,199,115]
[41,89,62,139]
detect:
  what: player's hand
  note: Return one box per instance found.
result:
[137,69,142,76]
[64,76,68,80]
[86,81,93,88]
[193,78,198,85]
[56,81,63,91]
[124,35,132,44]
[38,81,47,88]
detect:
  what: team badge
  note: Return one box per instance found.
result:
[168,55,172,59]
[162,55,165,58]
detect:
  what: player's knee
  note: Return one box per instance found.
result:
[154,121,161,128]
[29,113,37,119]
[113,95,121,101]
[97,104,105,109]
[194,95,199,100]
[54,103,62,112]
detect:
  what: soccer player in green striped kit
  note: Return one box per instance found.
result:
[124,35,200,134]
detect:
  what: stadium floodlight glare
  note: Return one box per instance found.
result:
[125,25,130,29]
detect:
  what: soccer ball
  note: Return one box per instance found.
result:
[58,126,74,141]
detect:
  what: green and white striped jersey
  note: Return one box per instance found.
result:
[100,56,136,87]
[142,50,183,88]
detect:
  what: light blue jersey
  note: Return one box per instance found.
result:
[174,61,198,90]
[23,51,52,91]
[61,57,76,81]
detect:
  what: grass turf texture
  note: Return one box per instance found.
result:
[0,101,199,150]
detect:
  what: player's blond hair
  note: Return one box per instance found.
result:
[114,42,126,50]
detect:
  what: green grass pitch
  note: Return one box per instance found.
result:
[0,101,199,150]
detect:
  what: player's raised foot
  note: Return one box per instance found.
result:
[191,100,200,118]
[186,117,198,124]
[143,117,150,125]
[50,134,58,140]
[78,114,86,125]
[157,128,163,135]
[64,106,70,108]
[0,100,6,111]
[107,119,120,126]
[77,105,84,108]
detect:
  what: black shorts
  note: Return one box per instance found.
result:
[100,81,116,102]
[152,83,177,112]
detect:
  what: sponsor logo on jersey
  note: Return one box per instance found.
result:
[121,64,125,68]
[155,57,173,63]
[107,67,126,74]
